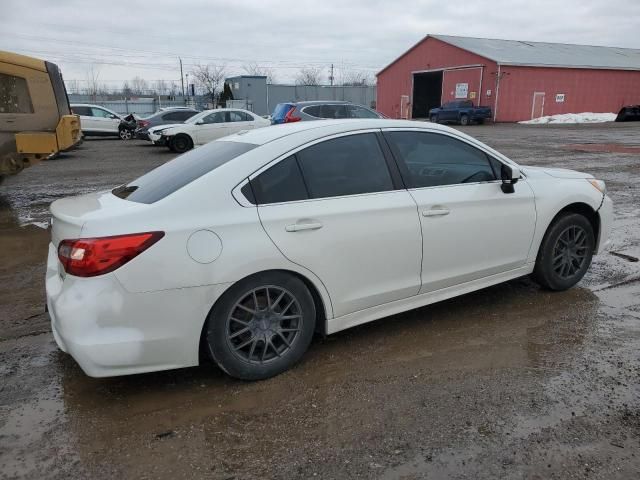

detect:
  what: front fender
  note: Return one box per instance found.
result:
[526,178,604,263]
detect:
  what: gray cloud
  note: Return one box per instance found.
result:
[1,0,638,87]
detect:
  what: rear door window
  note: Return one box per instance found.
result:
[320,104,348,119]
[0,73,33,114]
[297,133,393,198]
[251,156,308,204]
[163,111,194,121]
[384,131,497,188]
[348,105,380,118]
[302,105,321,118]
[229,111,253,122]
[113,141,257,203]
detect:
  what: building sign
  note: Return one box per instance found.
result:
[486,89,492,97]
[455,83,469,99]
[555,93,565,103]
[469,91,477,99]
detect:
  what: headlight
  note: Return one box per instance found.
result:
[588,179,606,194]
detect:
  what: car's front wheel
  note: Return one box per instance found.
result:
[430,114,438,123]
[533,213,595,291]
[460,114,470,126]
[169,134,193,153]
[205,272,316,380]
[119,128,133,140]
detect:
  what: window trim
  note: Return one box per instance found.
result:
[300,103,349,119]
[380,127,523,191]
[240,129,404,206]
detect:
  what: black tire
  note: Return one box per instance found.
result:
[460,114,470,126]
[205,271,316,380]
[170,134,193,153]
[532,213,595,291]
[476,118,485,125]
[430,114,438,123]
[119,128,133,140]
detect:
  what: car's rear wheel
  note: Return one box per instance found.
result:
[205,272,316,380]
[430,114,438,123]
[532,213,595,291]
[170,134,193,153]
[460,114,470,126]
[119,128,132,140]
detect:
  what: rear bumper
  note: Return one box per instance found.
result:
[45,243,230,377]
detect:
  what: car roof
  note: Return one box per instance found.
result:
[224,119,454,146]
[70,103,110,108]
[291,100,352,106]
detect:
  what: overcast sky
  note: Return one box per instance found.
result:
[2,0,639,91]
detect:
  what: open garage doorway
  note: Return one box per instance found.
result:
[412,71,443,119]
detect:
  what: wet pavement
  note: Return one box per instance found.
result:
[0,124,639,479]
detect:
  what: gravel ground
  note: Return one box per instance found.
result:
[0,123,639,479]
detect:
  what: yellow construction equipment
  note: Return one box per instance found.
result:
[0,50,81,182]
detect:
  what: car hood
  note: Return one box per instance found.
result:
[149,123,183,133]
[521,165,594,180]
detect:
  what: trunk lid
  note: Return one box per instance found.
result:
[50,191,146,247]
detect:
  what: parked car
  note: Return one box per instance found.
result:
[71,104,128,139]
[615,105,640,122]
[135,108,199,140]
[271,101,383,124]
[429,100,492,125]
[158,108,271,153]
[47,119,612,380]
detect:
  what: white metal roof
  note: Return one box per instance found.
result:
[379,35,640,73]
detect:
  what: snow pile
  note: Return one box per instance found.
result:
[519,112,616,125]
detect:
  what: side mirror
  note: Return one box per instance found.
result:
[195,120,204,125]
[500,164,520,194]
[110,114,119,120]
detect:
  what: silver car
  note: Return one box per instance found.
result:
[271,101,383,124]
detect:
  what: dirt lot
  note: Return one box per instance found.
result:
[1,123,639,479]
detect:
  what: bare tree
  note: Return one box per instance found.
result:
[130,76,148,95]
[84,65,101,99]
[121,81,132,97]
[295,66,323,86]
[168,81,179,97]
[242,62,276,84]
[191,63,227,105]
[341,70,372,86]
[154,79,168,96]
[66,79,81,94]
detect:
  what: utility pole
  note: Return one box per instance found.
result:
[179,57,185,98]
[329,63,334,86]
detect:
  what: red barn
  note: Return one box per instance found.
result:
[376,35,640,122]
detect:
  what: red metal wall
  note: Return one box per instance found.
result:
[496,66,640,122]
[377,37,498,119]
[378,36,640,122]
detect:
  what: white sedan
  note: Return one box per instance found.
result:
[151,108,271,152]
[46,119,612,380]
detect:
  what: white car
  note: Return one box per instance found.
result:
[46,119,612,380]
[71,103,125,139]
[156,108,271,152]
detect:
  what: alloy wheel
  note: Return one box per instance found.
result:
[225,286,303,364]
[552,225,588,279]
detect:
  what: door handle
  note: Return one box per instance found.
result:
[285,222,323,232]
[422,208,450,217]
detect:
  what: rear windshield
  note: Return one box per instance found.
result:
[272,103,293,120]
[113,141,257,204]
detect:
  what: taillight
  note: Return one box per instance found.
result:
[57,231,164,277]
[138,120,150,128]
[284,107,301,123]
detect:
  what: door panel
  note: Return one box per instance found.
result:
[531,92,545,119]
[258,192,423,317]
[411,181,536,293]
